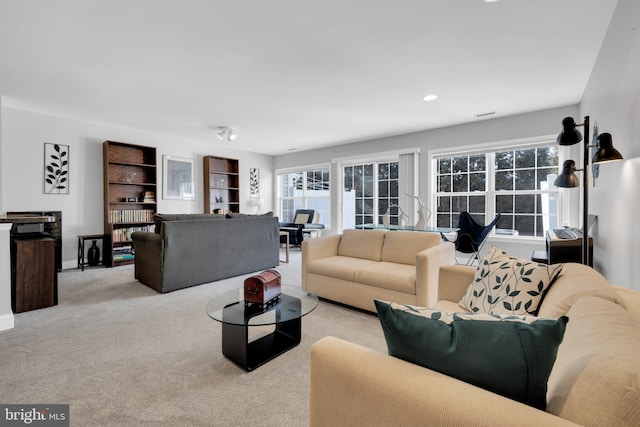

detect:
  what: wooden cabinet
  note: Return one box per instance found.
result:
[103,141,157,266]
[12,237,56,313]
[203,156,239,214]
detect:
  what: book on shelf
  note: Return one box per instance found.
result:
[109,209,154,224]
[111,225,155,242]
[143,191,156,203]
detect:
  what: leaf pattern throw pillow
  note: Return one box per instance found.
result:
[459,246,563,315]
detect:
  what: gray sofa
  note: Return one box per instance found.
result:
[131,213,279,293]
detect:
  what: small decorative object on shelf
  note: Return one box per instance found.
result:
[142,191,156,203]
[244,269,282,309]
[87,240,100,266]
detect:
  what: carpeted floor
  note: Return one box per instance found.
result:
[0,250,387,426]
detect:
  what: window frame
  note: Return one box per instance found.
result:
[341,159,400,228]
[276,163,331,226]
[333,148,420,233]
[428,135,569,240]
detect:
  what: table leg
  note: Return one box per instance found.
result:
[78,237,86,271]
[279,231,289,264]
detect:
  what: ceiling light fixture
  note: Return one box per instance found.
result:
[215,127,237,142]
[422,94,438,102]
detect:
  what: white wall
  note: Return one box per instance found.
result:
[579,0,640,290]
[0,107,274,268]
[0,96,3,213]
[274,105,580,260]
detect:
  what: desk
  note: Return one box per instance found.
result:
[356,223,459,234]
[546,229,593,266]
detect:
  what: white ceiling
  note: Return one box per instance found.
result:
[0,0,619,155]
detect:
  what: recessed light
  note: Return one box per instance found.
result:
[422,94,438,102]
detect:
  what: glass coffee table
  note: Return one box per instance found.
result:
[206,286,319,371]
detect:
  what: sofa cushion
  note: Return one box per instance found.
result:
[338,229,386,261]
[226,211,274,218]
[154,213,223,232]
[307,256,379,283]
[356,262,416,294]
[459,247,563,315]
[537,262,627,318]
[375,300,568,409]
[546,296,640,426]
[381,231,441,265]
[612,285,640,321]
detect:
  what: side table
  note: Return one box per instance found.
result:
[77,234,107,271]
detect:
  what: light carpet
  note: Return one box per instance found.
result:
[0,250,387,426]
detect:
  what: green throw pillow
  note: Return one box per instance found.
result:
[459,246,563,315]
[374,300,568,409]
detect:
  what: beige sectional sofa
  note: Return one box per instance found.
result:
[301,229,455,312]
[309,262,640,427]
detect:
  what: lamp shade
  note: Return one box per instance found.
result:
[556,117,583,146]
[554,160,580,188]
[592,132,623,163]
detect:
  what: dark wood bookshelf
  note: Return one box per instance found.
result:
[203,155,239,214]
[103,141,157,267]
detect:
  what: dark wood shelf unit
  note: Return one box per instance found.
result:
[204,156,240,214]
[103,141,157,267]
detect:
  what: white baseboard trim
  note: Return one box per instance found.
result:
[0,312,15,331]
[62,260,78,270]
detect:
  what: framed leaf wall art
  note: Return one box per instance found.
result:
[43,143,69,194]
[250,167,260,198]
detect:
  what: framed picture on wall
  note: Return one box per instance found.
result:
[250,167,260,198]
[163,155,195,200]
[43,143,69,194]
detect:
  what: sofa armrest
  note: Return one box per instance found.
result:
[302,235,342,290]
[131,231,163,292]
[309,337,580,427]
[415,241,455,307]
[437,264,476,303]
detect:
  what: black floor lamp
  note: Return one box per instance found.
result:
[554,116,624,266]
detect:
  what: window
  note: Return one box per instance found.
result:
[343,161,399,227]
[434,142,559,237]
[278,167,330,226]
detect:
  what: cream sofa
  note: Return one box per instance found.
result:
[309,263,640,427]
[302,229,455,312]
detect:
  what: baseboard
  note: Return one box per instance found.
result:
[62,260,77,270]
[0,312,15,331]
